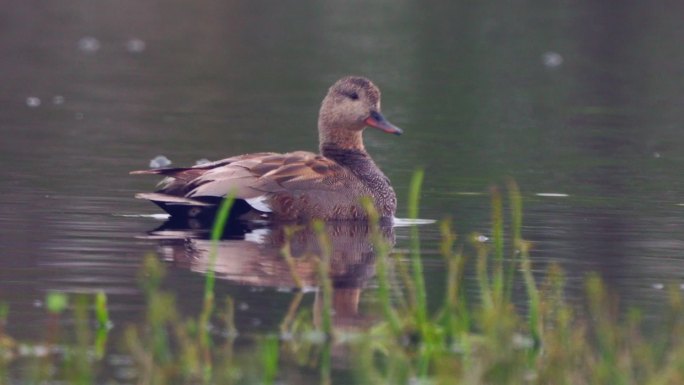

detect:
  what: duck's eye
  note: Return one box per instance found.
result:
[349,92,359,100]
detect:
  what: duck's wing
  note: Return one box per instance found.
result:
[130,152,278,196]
[185,151,350,200]
[130,152,277,179]
[132,151,353,210]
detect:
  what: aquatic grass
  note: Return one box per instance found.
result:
[280,292,305,335]
[313,220,334,336]
[5,176,684,383]
[127,255,249,384]
[200,193,235,382]
[281,225,307,290]
[362,197,402,334]
[520,241,542,351]
[353,176,553,384]
[490,186,505,301]
[0,303,7,385]
[261,335,279,385]
[0,302,10,352]
[93,291,110,359]
[505,179,522,301]
[407,169,428,333]
[436,220,471,355]
[46,291,68,314]
[312,220,334,385]
[8,292,112,385]
[204,193,236,313]
[94,291,110,329]
[357,179,684,385]
[65,294,95,385]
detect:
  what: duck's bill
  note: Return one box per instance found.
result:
[365,111,403,135]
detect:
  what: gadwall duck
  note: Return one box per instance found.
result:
[132,76,402,222]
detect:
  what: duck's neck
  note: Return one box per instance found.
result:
[319,125,373,164]
[320,142,372,169]
[318,122,365,151]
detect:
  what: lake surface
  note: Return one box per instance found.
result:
[3,0,684,382]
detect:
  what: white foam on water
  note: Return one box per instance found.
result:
[116,213,170,221]
[244,228,271,244]
[393,218,436,227]
[125,38,146,53]
[78,36,100,53]
[26,96,41,107]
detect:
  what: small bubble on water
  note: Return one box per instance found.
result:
[149,155,172,168]
[52,95,65,105]
[195,158,211,166]
[108,354,135,366]
[75,112,84,120]
[408,377,434,385]
[450,341,465,353]
[114,367,138,381]
[456,191,483,196]
[125,38,146,53]
[536,192,569,198]
[512,333,534,349]
[304,330,326,344]
[238,302,249,311]
[524,370,539,382]
[280,331,293,341]
[653,152,661,158]
[652,283,664,290]
[542,51,563,68]
[18,344,49,357]
[26,96,41,107]
[78,36,101,53]
[476,235,489,243]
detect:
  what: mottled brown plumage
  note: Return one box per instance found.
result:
[131,76,402,221]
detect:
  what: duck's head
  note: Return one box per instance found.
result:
[318,76,402,150]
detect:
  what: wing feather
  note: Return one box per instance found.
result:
[134,151,357,216]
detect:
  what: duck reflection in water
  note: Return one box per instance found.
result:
[148,218,395,331]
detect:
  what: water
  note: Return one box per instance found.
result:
[3,0,684,381]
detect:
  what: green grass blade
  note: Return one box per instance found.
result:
[490,186,504,303]
[520,241,541,350]
[262,335,279,385]
[95,291,110,329]
[201,194,235,380]
[505,179,522,301]
[204,193,236,307]
[313,220,334,336]
[362,197,402,334]
[407,170,428,330]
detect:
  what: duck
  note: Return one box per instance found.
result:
[131,76,402,223]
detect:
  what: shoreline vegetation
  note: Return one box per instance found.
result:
[2,171,684,384]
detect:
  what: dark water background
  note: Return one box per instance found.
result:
[3,0,684,382]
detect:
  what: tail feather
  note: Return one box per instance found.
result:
[135,193,212,206]
[130,170,158,175]
[130,168,192,176]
